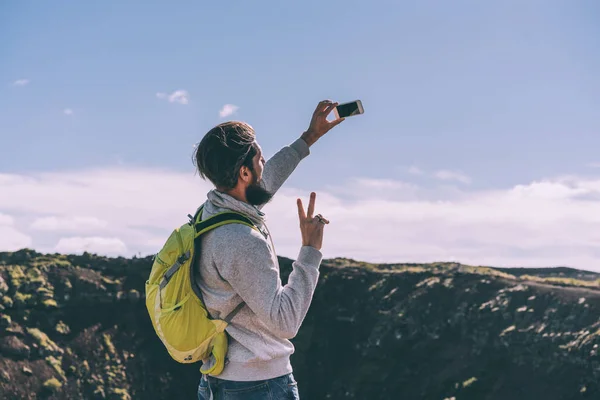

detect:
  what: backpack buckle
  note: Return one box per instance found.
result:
[178,253,190,265]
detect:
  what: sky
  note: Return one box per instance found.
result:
[2,0,600,271]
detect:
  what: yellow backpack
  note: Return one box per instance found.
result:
[145,203,259,375]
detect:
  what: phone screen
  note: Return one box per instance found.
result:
[336,101,361,118]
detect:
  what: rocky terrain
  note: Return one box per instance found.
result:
[0,248,599,399]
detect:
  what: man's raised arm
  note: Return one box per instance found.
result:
[258,100,345,206]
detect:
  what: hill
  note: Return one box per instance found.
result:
[0,249,599,399]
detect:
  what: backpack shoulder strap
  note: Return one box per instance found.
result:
[224,301,246,324]
[189,203,258,323]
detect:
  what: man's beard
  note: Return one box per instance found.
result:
[245,171,273,206]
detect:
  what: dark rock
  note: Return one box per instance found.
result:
[0,369,10,382]
[0,313,10,330]
[5,321,25,337]
[0,335,30,359]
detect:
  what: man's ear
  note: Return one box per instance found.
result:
[240,166,251,182]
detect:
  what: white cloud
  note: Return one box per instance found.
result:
[325,178,420,201]
[2,168,600,271]
[588,162,600,168]
[0,214,13,226]
[63,108,73,116]
[12,79,30,86]
[156,90,189,105]
[434,170,472,184]
[0,212,33,251]
[54,237,127,256]
[402,166,470,185]
[0,226,32,252]
[31,216,108,232]
[219,104,239,118]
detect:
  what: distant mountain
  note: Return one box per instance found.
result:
[0,249,599,399]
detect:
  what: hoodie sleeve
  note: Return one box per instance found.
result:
[214,224,322,339]
[257,138,310,209]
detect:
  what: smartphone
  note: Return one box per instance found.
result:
[333,100,364,119]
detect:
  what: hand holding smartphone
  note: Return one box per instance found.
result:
[301,99,364,146]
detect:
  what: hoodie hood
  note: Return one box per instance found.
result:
[204,189,267,227]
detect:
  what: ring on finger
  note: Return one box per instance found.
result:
[315,214,328,224]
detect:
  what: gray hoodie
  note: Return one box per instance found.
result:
[193,137,322,381]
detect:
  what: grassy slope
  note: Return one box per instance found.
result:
[0,249,599,399]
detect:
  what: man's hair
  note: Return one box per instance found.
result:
[193,121,258,190]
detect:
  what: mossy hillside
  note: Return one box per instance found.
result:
[0,248,599,399]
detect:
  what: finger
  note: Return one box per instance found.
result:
[307,192,316,219]
[322,102,338,115]
[297,198,306,220]
[318,100,333,113]
[314,100,328,115]
[328,117,345,128]
[320,216,330,224]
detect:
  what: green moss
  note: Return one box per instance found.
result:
[458,265,516,280]
[25,267,45,285]
[14,292,33,307]
[462,377,478,388]
[36,287,54,299]
[520,275,600,288]
[56,321,70,335]
[103,333,116,355]
[27,327,62,354]
[43,377,62,392]
[54,259,72,268]
[9,265,26,288]
[101,276,121,286]
[43,299,58,308]
[82,360,90,374]
[45,355,66,380]
[392,266,427,274]
[9,265,26,279]
[28,327,47,342]
[2,296,12,308]
[0,276,8,293]
[109,388,131,400]
[93,386,106,398]
[368,278,387,292]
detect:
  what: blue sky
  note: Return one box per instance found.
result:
[2,1,600,271]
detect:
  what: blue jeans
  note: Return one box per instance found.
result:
[197,373,300,400]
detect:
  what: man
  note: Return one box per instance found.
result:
[193,100,344,399]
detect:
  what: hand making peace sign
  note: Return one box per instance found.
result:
[297,192,329,251]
